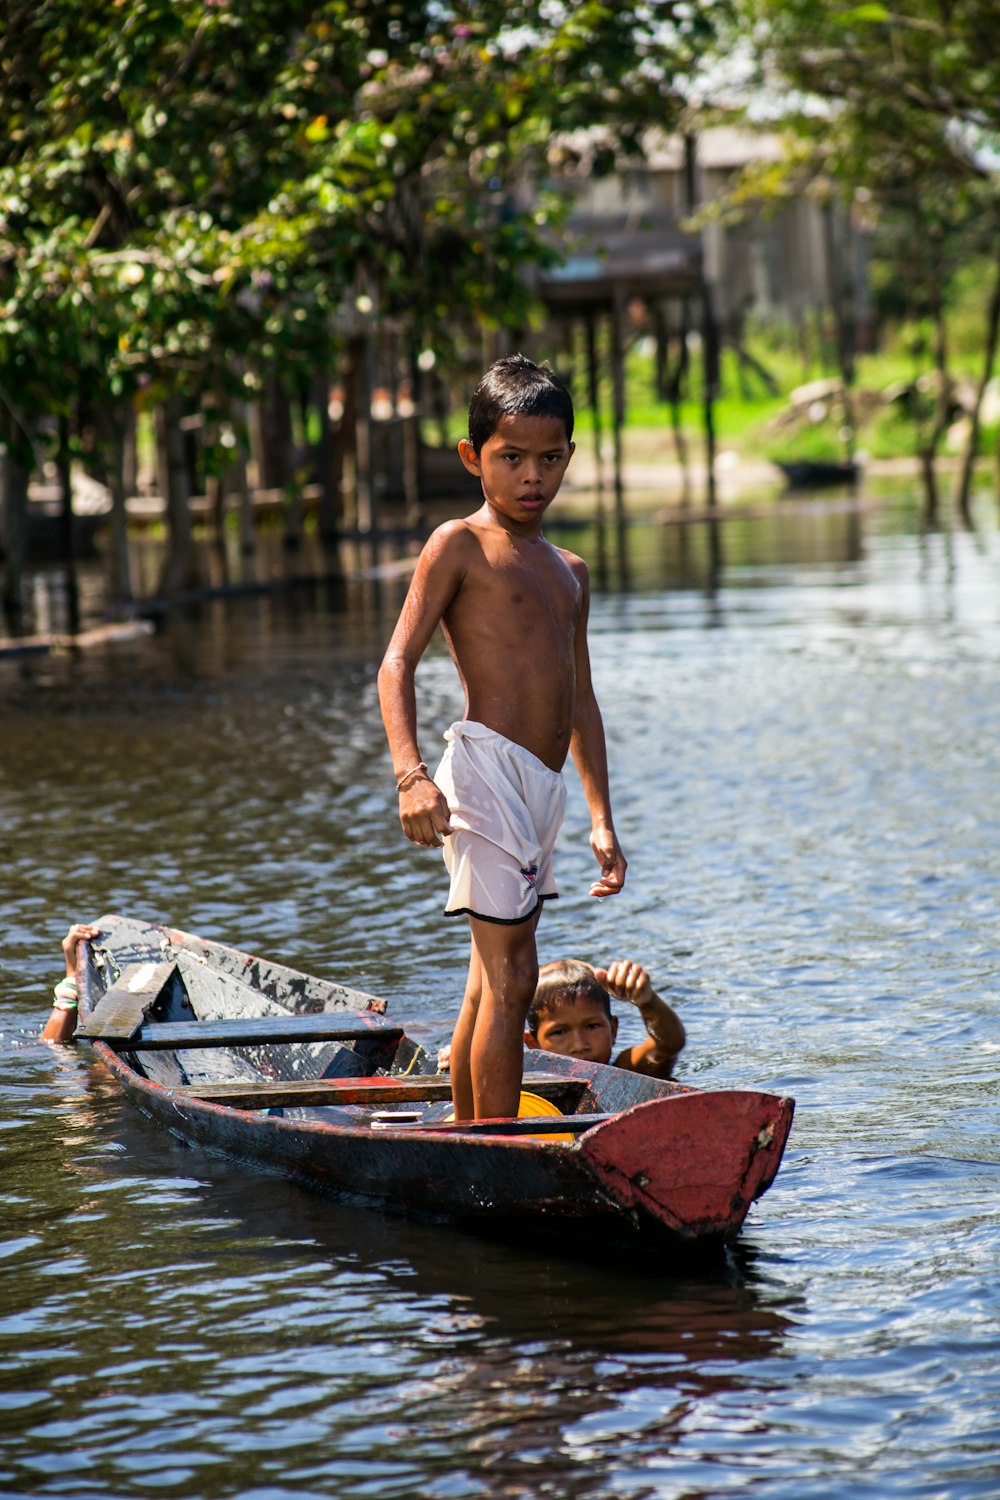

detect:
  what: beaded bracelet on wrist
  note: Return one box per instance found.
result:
[53,976,79,1011]
[396,761,429,793]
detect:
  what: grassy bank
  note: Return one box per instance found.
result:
[569,262,1000,471]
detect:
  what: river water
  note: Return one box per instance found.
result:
[2,485,999,1498]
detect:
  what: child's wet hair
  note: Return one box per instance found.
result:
[526,959,611,1037]
[467,354,574,454]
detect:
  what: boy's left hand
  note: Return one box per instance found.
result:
[589,823,626,897]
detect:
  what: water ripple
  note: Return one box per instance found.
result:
[2,506,999,1497]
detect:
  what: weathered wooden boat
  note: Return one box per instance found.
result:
[74,914,795,1257]
[775,458,860,490]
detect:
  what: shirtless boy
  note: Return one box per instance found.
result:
[377,354,626,1122]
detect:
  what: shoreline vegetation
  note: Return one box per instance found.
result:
[2,445,991,659]
[5,318,1000,648]
[5,5,1000,633]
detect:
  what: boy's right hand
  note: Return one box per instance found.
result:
[398,777,453,848]
[588,823,627,898]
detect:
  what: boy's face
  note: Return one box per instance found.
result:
[458,413,574,528]
[524,996,618,1064]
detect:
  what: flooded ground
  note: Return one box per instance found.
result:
[2,483,999,1498]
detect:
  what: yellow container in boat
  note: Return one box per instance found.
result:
[443,1091,574,1140]
[517,1091,562,1118]
[517,1091,574,1142]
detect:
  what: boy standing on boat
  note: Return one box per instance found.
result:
[378,355,626,1123]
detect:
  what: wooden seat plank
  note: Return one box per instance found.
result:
[115,1012,404,1051]
[76,961,178,1041]
[174,1074,586,1110]
[386,1113,608,1136]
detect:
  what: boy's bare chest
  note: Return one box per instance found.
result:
[455,547,578,635]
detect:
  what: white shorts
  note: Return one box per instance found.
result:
[434,721,567,925]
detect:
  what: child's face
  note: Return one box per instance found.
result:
[458,413,574,527]
[525,996,618,1064]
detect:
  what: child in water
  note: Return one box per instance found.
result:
[41,923,100,1043]
[439,958,685,1081]
[526,958,684,1078]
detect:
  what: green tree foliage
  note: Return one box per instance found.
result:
[730,1,1000,516]
[732,1,1000,278]
[0,0,718,456]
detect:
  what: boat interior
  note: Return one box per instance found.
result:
[75,916,656,1134]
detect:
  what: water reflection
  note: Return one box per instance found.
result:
[4,1043,796,1500]
[2,1040,798,1500]
[1,482,962,647]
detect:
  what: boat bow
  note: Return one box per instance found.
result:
[579,1089,794,1239]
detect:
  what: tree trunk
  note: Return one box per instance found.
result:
[953,239,1000,526]
[122,400,138,499]
[226,388,257,567]
[0,417,30,626]
[354,334,375,534]
[91,399,134,604]
[256,378,294,491]
[205,472,228,587]
[283,384,303,553]
[339,342,359,531]
[401,418,421,526]
[230,445,256,569]
[312,370,340,546]
[155,397,196,593]
[56,412,75,564]
[107,451,133,604]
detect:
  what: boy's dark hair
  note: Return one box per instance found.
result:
[467,354,574,454]
[526,959,611,1037]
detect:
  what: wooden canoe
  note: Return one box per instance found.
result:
[74,914,795,1258]
[775,458,860,490]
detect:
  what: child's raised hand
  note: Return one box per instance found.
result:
[398,776,453,849]
[594,960,653,1009]
[61,923,101,978]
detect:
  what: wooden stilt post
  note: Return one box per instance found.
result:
[313,370,339,550]
[582,315,608,586]
[610,286,626,528]
[355,333,374,535]
[402,340,423,531]
[0,414,30,626]
[155,395,196,593]
[585,311,604,498]
[701,283,719,510]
